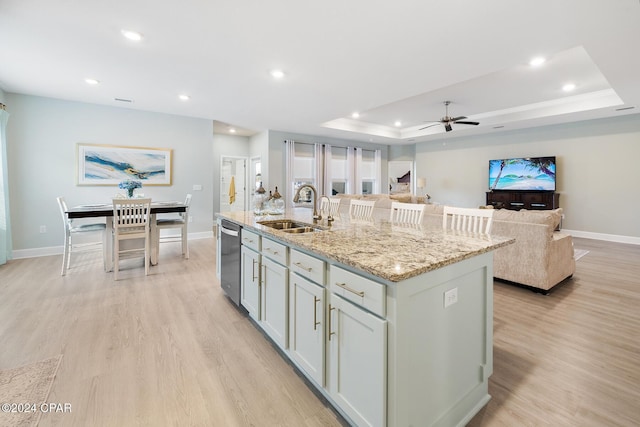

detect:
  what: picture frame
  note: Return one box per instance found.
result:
[76,143,173,186]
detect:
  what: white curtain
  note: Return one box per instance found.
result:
[323,144,332,196]
[0,107,12,265]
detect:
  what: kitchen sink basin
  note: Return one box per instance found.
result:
[258,219,325,233]
[282,226,320,234]
[258,219,309,229]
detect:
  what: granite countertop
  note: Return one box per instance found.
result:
[218,208,514,283]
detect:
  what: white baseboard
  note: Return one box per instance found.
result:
[11,231,214,260]
[563,229,640,245]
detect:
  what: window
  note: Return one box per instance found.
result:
[356,148,381,195]
[286,141,321,208]
[326,145,353,195]
[285,140,381,207]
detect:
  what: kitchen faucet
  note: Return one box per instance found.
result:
[318,195,334,223]
[293,184,320,221]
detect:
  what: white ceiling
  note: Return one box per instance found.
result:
[2,0,639,144]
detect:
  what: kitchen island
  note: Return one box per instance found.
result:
[216,208,513,427]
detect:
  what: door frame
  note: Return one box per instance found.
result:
[220,155,248,212]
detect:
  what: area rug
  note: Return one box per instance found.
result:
[0,355,62,427]
[574,248,590,261]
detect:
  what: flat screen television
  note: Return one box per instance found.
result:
[488,156,556,191]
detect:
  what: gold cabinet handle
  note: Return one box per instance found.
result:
[294,262,312,272]
[328,305,335,341]
[335,282,365,297]
[313,296,321,330]
[252,259,258,281]
[264,247,279,255]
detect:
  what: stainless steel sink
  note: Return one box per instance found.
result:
[282,226,321,234]
[258,219,325,234]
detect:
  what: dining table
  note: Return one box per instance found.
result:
[65,201,187,272]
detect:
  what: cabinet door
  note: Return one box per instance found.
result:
[288,272,325,386]
[241,246,260,320]
[261,257,289,349]
[328,294,387,427]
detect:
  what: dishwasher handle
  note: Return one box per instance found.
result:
[220,225,239,237]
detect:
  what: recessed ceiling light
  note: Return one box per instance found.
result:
[84,78,100,85]
[178,94,190,101]
[562,83,576,92]
[351,112,360,119]
[394,121,402,127]
[529,56,546,67]
[270,69,285,79]
[121,29,143,42]
[229,128,236,133]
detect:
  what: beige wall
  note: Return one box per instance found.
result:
[415,114,640,240]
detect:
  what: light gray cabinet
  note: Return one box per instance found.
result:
[288,271,325,386]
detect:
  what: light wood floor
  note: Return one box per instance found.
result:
[0,237,638,426]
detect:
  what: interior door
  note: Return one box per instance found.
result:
[220,157,247,212]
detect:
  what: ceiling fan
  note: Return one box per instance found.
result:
[419,101,480,132]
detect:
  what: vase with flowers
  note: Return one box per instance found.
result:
[119,180,142,198]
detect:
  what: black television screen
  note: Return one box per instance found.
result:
[488,156,556,191]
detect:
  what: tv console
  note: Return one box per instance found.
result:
[486,191,559,211]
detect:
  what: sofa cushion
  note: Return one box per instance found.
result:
[389,193,413,203]
[493,208,563,230]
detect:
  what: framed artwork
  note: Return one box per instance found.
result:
[76,143,173,186]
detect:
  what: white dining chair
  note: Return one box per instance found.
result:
[442,206,494,234]
[390,202,425,225]
[320,197,341,218]
[349,199,376,220]
[156,194,192,259]
[56,197,107,276]
[112,198,152,280]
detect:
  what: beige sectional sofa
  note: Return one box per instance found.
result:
[331,194,575,292]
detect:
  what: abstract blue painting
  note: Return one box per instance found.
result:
[77,143,172,185]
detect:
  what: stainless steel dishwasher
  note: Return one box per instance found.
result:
[219,219,241,306]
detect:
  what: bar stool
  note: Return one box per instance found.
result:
[443,206,494,234]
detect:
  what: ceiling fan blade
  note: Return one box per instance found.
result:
[450,116,467,121]
[444,123,453,132]
[453,120,480,125]
[418,123,441,130]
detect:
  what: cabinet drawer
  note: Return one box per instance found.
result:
[290,249,325,285]
[329,265,386,317]
[241,229,261,251]
[262,237,288,266]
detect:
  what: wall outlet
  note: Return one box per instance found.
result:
[39,225,47,233]
[193,184,203,191]
[188,215,193,223]
[444,287,458,308]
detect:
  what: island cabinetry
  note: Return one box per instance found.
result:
[220,211,502,427]
[290,248,325,285]
[328,265,387,427]
[260,238,289,349]
[241,229,289,349]
[288,269,325,386]
[240,242,261,320]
